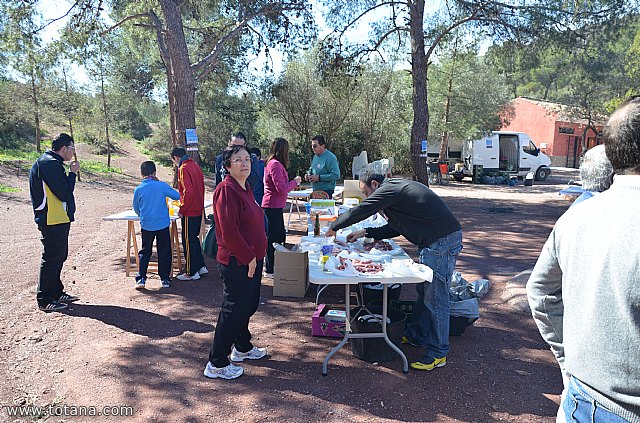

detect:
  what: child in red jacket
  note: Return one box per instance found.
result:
[170,147,207,280]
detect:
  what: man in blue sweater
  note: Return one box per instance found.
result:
[132,161,180,289]
[305,135,340,197]
[527,97,640,422]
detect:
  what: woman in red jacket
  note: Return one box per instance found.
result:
[261,138,302,274]
[204,145,268,380]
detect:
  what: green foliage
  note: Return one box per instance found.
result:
[81,160,123,174]
[0,148,39,163]
[0,184,20,193]
[259,51,416,175]
[428,47,511,144]
[0,80,36,148]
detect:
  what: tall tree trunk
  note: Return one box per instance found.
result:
[439,75,454,162]
[99,43,112,169]
[30,68,41,153]
[62,67,74,139]
[409,0,429,184]
[159,0,198,164]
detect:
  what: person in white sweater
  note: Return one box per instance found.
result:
[527,97,640,423]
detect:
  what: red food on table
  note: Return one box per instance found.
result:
[363,240,393,252]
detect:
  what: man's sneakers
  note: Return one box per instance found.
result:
[411,356,447,371]
[38,301,68,312]
[402,336,420,347]
[198,266,208,275]
[230,346,267,362]
[203,362,243,380]
[161,279,171,288]
[135,278,146,289]
[176,272,200,281]
[58,292,79,303]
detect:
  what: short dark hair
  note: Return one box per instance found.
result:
[171,147,187,158]
[222,145,250,170]
[233,132,246,142]
[52,133,74,151]
[248,147,261,159]
[140,161,156,177]
[604,97,640,175]
[359,173,385,186]
[312,135,326,146]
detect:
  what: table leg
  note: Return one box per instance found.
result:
[285,198,294,233]
[131,222,140,275]
[126,221,133,276]
[170,221,182,276]
[322,284,352,376]
[296,197,304,222]
[381,285,409,373]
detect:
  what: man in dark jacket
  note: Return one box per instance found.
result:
[326,174,463,371]
[214,132,261,193]
[29,133,80,312]
[171,147,207,281]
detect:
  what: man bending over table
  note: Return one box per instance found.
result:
[325,173,462,371]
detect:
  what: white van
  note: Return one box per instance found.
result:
[453,131,551,181]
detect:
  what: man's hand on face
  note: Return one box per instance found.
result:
[69,161,80,174]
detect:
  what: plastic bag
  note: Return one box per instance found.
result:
[324,256,359,277]
[202,224,217,258]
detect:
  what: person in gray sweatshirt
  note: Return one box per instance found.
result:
[527,97,640,423]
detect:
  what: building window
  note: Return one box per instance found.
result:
[559,127,575,134]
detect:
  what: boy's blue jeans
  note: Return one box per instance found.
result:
[404,230,463,360]
[562,377,631,423]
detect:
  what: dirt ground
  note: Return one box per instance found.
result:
[0,139,578,422]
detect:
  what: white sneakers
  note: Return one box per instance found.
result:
[203,362,243,380]
[230,346,267,362]
[203,346,268,380]
[176,272,200,281]
[176,266,208,281]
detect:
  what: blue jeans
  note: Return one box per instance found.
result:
[404,230,462,360]
[563,378,631,423]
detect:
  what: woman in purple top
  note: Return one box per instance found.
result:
[261,138,302,274]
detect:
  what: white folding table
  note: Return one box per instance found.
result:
[309,258,426,375]
[285,187,345,233]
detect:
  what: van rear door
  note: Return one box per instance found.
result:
[473,135,499,169]
[498,134,519,172]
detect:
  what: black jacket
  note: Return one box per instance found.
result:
[29,151,76,226]
[331,178,461,247]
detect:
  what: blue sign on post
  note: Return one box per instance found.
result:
[421,140,427,153]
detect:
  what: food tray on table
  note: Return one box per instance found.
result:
[358,239,404,256]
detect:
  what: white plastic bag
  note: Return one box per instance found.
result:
[324,256,359,277]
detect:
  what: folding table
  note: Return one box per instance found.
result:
[308,257,426,375]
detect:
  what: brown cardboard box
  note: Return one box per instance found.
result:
[273,250,309,297]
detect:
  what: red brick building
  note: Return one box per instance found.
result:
[500,97,604,168]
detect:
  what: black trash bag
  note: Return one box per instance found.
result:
[202,221,217,259]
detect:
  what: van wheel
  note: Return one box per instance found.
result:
[453,174,464,182]
[535,167,549,181]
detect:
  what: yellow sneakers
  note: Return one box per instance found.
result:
[402,336,419,346]
[410,356,446,371]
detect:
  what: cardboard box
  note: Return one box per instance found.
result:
[342,180,363,202]
[273,250,309,297]
[312,304,346,338]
